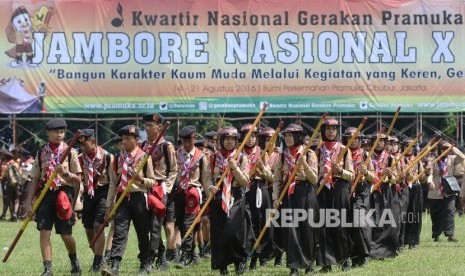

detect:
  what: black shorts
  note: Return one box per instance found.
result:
[82,185,109,229]
[164,202,176,224]
[35,186,75,235]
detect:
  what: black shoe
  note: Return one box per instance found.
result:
[91,255,103,272]
[249,257,257,270]
[101,259,119,276]
[408,244,416,250]
[41,260,53,276]
[10,215,17,222]
[176,252,189,269]
[70,256,82,276]
[155,254,169,271]
[362,257,369,267]
[198,245,205,258]
[448,236,458,242]
[137,261,150,276]
[203,243,211,258]
[0,215,5,221]
[220,266,229,275]
[165,249,176,262]
[186,251,200,267]
[274,254,283,267]
[259,260,267,268]
[289,268,299,276]
[320,265,332,273]
[235,261,247,275]
[433,237,440,242]
[342,259,351,271]
[305,265,314,274]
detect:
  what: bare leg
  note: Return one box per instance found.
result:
[40,230,52,261]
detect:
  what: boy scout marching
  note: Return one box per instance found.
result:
[2,113,465,276]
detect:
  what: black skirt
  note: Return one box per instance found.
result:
[283,181,319,270]
[350,182,372,258]
[317,179,353,266]
[210,187,254,269]
[370,183,399,259]
[246,179,273,261]
[405,184,423,246]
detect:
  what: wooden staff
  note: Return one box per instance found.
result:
[316,117,367,195]
[371,138,441,193]
[410,145,453,184]
[89,121,171,248]
[3,130,81,262]
[394,139,442,183]
[181,104,268,244]
[250,113,327,255]
[349,127,386,196]
[249,121,284,177]
[266,125,281,156]
[371,135,433,192]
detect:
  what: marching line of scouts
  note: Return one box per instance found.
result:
[1,114,464,276]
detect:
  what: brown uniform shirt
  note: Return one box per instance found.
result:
[143,138,177,194]
[78,147,113,187]
[211,150,250,192]
[429,150,465,199]
[106,147,156,208]
[272,145,318,201]
[30,143,82,188]
[176,146,213,191]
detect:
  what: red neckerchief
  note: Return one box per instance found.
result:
[372,150,389,193]
[177,147,203,191]
[243,145,260,185]
[285,145,303,195]
[117,147,145,195]
[321,141,341,188]
[351,147,363,174]
[216,149,236,214]
[83,146,104,197]
[143,137,166,166]
[267,150,279,173]
[42,142,65,189]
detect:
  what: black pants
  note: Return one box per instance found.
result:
[111,192,151,263]
[430,196,455,238]
[150,195,166,261]
[175,191,197,254]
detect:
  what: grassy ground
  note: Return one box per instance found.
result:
[0,206,464,276]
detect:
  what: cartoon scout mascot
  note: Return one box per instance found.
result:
[5,5,53,68]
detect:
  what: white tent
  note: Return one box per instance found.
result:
[0,77,40,113]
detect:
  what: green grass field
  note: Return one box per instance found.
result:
[0,209,464,276]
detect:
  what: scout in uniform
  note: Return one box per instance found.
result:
[77,129,113,272]
[241,124,274,269]
[29,118,83,276]
[428,141,465,242]
[18,149,34,219]
[257,127,283,267]
[0,149,10,220]
[102,125,157,276]
[140,113,177,270]
[369,131,399,260]
[174,126,213,268]
[204,131,219,153]
[316,118,354,272]
[399,137,426,249]
[103,135,123,264]
[272,124,319,276]
[1,149,20,221]
[343,127,374,268]
[209,126,251,275]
